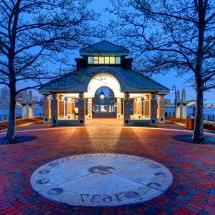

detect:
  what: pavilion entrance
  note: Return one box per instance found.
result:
[85,73,124,120]
[92,87,117,118]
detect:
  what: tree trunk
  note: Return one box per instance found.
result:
[193,0,206,144]
[6,82,16,144]
[193,81,204,144]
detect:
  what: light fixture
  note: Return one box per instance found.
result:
[100,90,105,100]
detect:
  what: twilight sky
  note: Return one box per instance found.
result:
[90,0,215,104]
[30,0,215,103]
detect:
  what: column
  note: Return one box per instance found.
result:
[51,94,59,126]
[136,97,143,118]
[87,98,93,119]
[181,89,187,119]
[27,104,33,118]
[176,106,181,119]
[124,93,130,125]
[43,95,51,123]
[78,93,85,125]
[71,98,76,119]
[180,105,187,119]
[22,105,27,119]
[142,97,144,116]
[65,97,68,118]
[117,98,122,119]
[143,95,150,118]
[66,98,75,119]
[157,95,165,123]
[150,94,157,124]
[133,98,137,116]
[59,95,65,119]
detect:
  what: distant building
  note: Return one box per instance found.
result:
[0,86,9,107]
[165,99,172,106]
[17,90,34,104]
[0,86,9,102]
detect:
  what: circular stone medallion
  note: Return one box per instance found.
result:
[31,154,173,207]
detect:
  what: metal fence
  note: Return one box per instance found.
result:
[0,113,43,122]
[165,112,215,122]
[1,111,215,123]
[203,114,215,122]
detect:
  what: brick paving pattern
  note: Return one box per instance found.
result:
[0,120,215,214]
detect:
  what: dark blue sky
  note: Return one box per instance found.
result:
[90,0,215,104]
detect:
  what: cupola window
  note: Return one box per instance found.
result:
[88,56,121,65]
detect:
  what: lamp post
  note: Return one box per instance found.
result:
[172,86,177,118]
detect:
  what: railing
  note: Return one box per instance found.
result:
[203,114,215,122]
[0,113,43,122]
[165,112,215,122]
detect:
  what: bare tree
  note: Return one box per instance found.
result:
[109,0,215,144]
[0,0,97,144]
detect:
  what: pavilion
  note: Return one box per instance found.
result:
[39,41,169,126]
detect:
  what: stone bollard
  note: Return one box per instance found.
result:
[22,104,34,119]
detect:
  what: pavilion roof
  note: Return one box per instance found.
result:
[79,40,129,56]
[39,66,169,95]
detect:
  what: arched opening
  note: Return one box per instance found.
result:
[93,86,117,118]
[85,73,124,120]
[85,73,124,98]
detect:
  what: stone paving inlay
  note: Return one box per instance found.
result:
[31,153,173,207]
